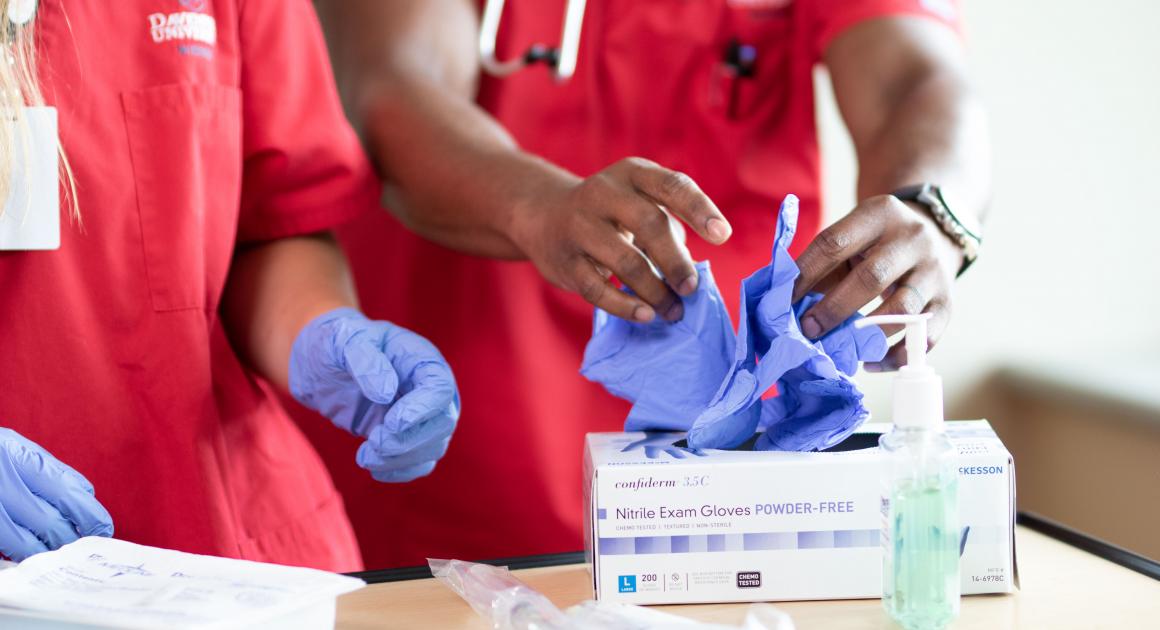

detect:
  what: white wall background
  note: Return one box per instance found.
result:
[815,1,1160,419]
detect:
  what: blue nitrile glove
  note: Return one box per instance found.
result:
[621,434,707,460]
[290,308,460,483]
[749,294,886,450]
[688,195,887,451]
[0,428,113,561]
[802,294,889,377]
[755,357,870,450]
[581,261,737,432]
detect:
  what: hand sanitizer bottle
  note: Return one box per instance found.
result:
[856,314,959,630]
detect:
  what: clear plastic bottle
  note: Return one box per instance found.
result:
[857,314,960,630]
[880,425,959,630]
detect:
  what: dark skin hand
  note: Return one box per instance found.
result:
[510,158,731,323]
[794,17,991,370]
[314,0,730,324]
[316,3,990,361]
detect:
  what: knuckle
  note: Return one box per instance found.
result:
[659,170,695,198]
[856,258,892,291]
[879,194,909,215]
[897,287,925,314]
[812,300,842,327]
[815,228,851,259]
[620,156,653,171]
[614,250,651,281]
[929,294,952,315]
[577,275,608,305]
[902,217,929,241]
[634,209,671,239]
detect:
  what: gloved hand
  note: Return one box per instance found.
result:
[290,308,460,483]
[0,428,113,561]
[688,195,887,451]
[581,261,736,432]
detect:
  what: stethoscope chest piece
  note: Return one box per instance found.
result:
[479,0,587,83]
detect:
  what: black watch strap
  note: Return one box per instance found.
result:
[892,183,982,277]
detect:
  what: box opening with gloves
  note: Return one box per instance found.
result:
[583,420,1016,605]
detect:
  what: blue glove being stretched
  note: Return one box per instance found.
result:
[582,195,887,452]
[290,308,460,483]
[753,293,888,451]
[0,428,113,561]
[581,261,737,432]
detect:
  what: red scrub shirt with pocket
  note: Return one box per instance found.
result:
[0,0,376,571]
[303,0,962,568]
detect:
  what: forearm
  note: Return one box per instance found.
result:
[854,68,991,222]
[828,17,991,223]
[315,0,576,259]
[361,76,579,258]
[220,233,358,390]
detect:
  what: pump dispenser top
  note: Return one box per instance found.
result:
[855,313,942,429]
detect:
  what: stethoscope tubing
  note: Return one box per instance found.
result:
[478,0,587,82]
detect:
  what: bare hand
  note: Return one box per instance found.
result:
[792,195,964,370]
[511,158,731,323]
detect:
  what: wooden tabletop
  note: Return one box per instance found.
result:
[336,526,1160,629]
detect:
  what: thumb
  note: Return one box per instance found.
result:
[340,332,401,405]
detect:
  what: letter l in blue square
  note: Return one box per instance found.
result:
[618,575,636,593]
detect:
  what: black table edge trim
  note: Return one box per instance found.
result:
[346,551,586,584]
[1017,511,1160,582]
[347,512,1160,584]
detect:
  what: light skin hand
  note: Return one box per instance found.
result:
[221,232,359,390]
[510,158,731,324]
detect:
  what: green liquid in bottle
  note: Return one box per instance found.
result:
[884,476,960,630]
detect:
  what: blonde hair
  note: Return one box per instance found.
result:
[1,1,78,222]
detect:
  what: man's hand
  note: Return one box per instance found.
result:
[509,157,732,324]
[791,195,964,371]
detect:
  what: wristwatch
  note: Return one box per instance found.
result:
[892,183,983,277]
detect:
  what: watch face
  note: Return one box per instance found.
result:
[935,187,983,241]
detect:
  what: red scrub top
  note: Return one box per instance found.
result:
[301,0,961,568]
[0,1,376,571]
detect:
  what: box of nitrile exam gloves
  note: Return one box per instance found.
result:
[583,420,1017,604]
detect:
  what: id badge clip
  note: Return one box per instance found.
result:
[1,106,60,251]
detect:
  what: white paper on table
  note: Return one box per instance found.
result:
[0,537,365,630]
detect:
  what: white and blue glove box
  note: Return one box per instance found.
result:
[583,420,1017,605]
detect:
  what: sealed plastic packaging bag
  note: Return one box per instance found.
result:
[429,559,795,630]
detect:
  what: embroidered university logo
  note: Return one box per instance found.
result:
[148,0,217,46]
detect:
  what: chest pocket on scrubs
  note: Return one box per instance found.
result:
[122,83,242,312]
[714,6,792,123]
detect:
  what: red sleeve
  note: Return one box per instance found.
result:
[235,0,378,243]
[806,0,964,61]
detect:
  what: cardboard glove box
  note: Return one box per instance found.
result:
[584,420,1017,604]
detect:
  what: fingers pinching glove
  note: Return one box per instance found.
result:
[581,261,736,432]
[690,195,886,451]
[0,428,114,561]
[581,194,886,452]
[796,294,888,377]
[290,308,460,483]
